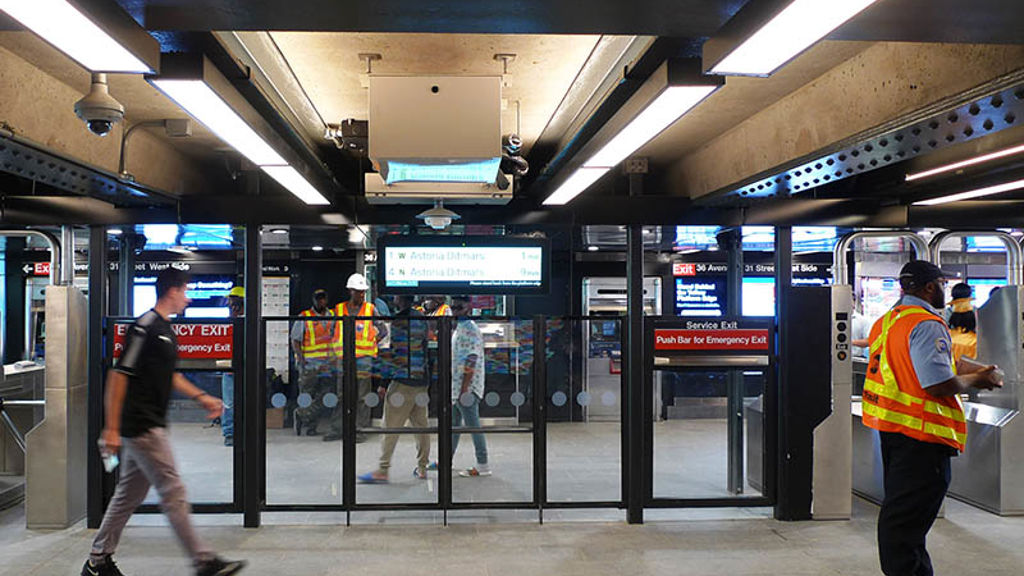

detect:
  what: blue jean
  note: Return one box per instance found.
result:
[221,373,234,438]
[451,394,488,465]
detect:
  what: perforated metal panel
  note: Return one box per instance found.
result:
[706,82,1024,205]
[0,136,172,207]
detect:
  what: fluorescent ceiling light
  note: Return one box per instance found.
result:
[311,245,324,252]
[913,178,1024,206]
[261,166,331,206]
[906,143,1024,182]
[151,79,287,166]
[107,228,123,235]
[710,0,880,76]
[584,86,717,168]
[0,0,153,73]
[543,168,609,206]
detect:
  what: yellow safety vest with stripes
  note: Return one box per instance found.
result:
[299,309,337,359]
[334,301,378,357]
[861,305,966,451]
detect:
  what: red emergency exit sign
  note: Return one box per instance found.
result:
[112,323,233,359]
[34,262,51,276]
[654,329,770,351]
[673,263,696,276]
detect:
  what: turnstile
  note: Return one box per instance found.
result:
[948,285,1024,515]
[771,285,852,520]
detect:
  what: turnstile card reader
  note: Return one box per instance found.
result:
[776,285,852,520]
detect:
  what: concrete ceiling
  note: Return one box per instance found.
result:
[269,32,606,155]
[0,31,224,160]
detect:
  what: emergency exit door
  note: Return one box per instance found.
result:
[646,318,775,506]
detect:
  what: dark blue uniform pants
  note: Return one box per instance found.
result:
[878,431,953,576]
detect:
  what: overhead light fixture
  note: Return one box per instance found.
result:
[543,168,609,206]
[587,246,600,252]
[148,54,330,206]
[270,228,288,235]
[906,143,1024,182]
[107,228,123,235]
[311,245,324,252]
[261,166,330,206]
[584,86,719,169]
[151,80,286,166]
[705,0,881,77]
[913,178,1024,206]
[543,59,722,206]
[0,0,159,73]
[417,200,461,230]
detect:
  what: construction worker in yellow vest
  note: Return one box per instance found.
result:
[289,288,337,437]
[862,261,1002,576]
[323,273,388,443]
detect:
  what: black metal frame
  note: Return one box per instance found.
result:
[96,315,245,516]
[642,317,778,510]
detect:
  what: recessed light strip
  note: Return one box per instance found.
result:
[906,143,1024,182]
[913,178,1024,206]
[584,85,718,169]
[710,0,881,77]
[0,0,153,73]
[542,168,610,206]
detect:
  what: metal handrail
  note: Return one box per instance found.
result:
[833,230,929,285]
[929,231,1023,286]
[0,398,42,454]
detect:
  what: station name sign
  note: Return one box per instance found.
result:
[653,319,771,353]
[112,322,233,360]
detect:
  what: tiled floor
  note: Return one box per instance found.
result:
[2,497,1024,576]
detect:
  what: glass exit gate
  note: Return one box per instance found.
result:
[95,312,777,523]
[646,318,776,507]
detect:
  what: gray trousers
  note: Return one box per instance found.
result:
[91,427,212,564]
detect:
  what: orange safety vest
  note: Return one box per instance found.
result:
[861,305,966,452]
[299,309,336,359]
[431,303,452,317]
[334,301,378,357]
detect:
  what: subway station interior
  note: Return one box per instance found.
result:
[2,1,1024,575]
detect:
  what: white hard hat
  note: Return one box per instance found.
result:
[346,273,369,291]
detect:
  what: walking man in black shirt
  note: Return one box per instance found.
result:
[83,269,246,576]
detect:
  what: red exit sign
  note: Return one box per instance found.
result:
[654,329,770,351]
[34,262,51,276]
[673,263,696,276]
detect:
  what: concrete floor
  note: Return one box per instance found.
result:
[2,496,1024,576]
[153,419,756,506]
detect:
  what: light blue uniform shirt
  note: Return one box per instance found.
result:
[900,294,956,389]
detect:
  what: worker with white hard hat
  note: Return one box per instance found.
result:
[324,273,388,442]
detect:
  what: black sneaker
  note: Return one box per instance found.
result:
[195,557,247,576]
[81,556,126,576]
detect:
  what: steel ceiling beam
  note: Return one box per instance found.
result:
[675,42,1024,205]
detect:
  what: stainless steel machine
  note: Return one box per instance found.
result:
[582,277,661,421]
[933,231,1024,515]
[748,284,852,519]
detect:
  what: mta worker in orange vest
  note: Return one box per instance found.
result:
[862,261,1002,576]
[324,273,388,443]
[290,288,337,436]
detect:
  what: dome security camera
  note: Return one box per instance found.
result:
[74,73,124,137]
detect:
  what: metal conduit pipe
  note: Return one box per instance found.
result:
[833,230,929,285]
[0,230,62,286]
[928,231,1023,286]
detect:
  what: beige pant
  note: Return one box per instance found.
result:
[377,382,430,474]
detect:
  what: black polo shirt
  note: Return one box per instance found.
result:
[116,309,178,438]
